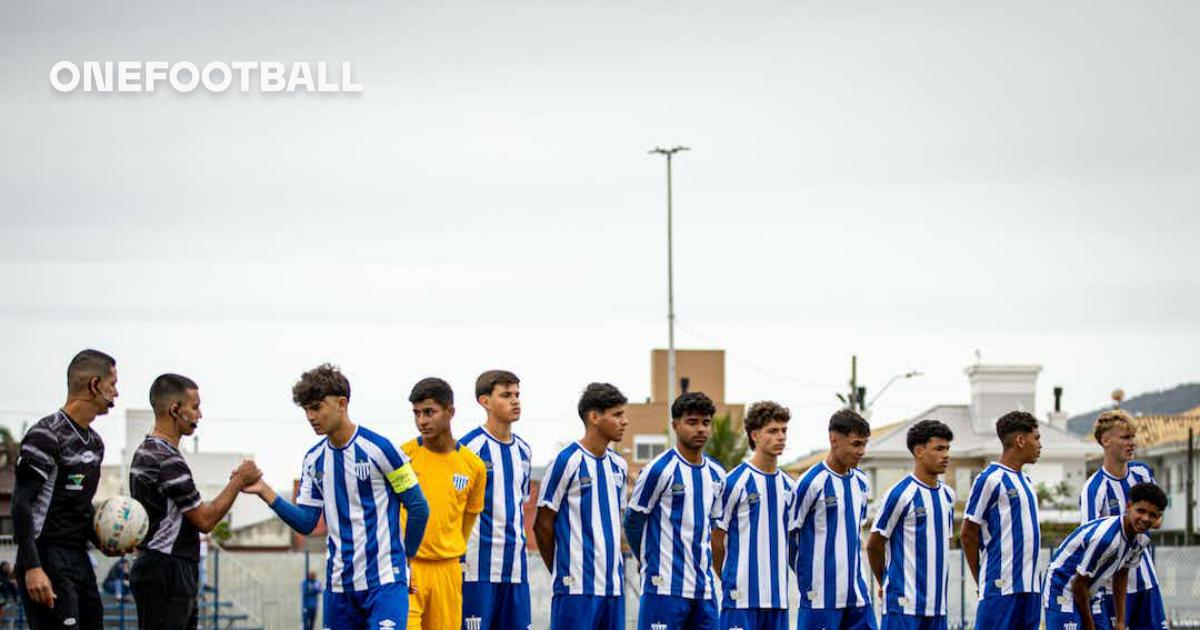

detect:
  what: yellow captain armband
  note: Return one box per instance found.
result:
[387,464,418,494]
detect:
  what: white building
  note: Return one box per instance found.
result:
[788,363,1100,523]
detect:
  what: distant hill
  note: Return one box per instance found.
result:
[1066,383,1200,436]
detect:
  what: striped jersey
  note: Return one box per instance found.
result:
[16,410,104,553]
[130,436,203,561]
[715,462,794,610]
[537,442,628,596]
[629,448,726,600]
[1042,515,1149,613]
[295,425,420,593]
[1079,462,1158,592]
[458,426,533,584]
[963,462,1042,599]
[871,475,956,616]
[788,461,872,610]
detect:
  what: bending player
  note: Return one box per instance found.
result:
[459,370,534,630]
[402,378,486,630]
[1043,483,1166,630]
[961,411,1043,630]
[1080,410,1166,630]
[243,364,429,630]
[712,401,794,630]
[788,409,875,630]
[625,391,726,630]
[533,382,629,630]
[867,420,956,630]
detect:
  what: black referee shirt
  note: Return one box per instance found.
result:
[16,410,105,549]
[130,436,203,561]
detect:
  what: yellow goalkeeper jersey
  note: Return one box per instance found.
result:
[401,438,487,561]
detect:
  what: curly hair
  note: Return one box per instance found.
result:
[744,401,790,449]
[577,382,627,422]
[1093,409,1135,445]
[671,391,716,421]
[292,363,351,408]
[906,419,954,453]
[829,408,871,437]
[995,410,1038,448]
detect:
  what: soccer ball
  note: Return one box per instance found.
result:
[94,496,149,554]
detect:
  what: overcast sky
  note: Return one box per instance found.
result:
[2,0,1198,488]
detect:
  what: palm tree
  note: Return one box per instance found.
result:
[703,414,748,471]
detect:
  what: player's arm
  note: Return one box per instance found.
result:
[1112,567,1129,630]
[866,531,887,591]
[711,528,726,574]
[12,466,54,607]
[380,447,429,556]
[462,458,487,541]
[1070,571,1097,630]
[623,508,648,561]
[533,506,557,572]
[960,520,981,585]
[247,481,322,535]
[185,460,261,533]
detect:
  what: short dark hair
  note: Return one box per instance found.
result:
[1129,482,1168,511]
[671,391,716,420]
[67,349,116,393]
[475,370,520,399]
[577,383,627,422]
[292,363,351,407]
[149,373,198,414]
[995,411,1038,448]
[829,408,871,436]
[409,377,454,407]
[906,419,954,453]
[744,401,790,449]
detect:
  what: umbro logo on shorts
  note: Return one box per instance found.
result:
[378,619,396,630]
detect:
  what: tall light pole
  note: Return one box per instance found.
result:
[649,145,689,429]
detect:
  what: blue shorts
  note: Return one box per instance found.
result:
[796,606,878,630]
[880,614,947,630]
[638,593,718,630]
[974,593,1041,630]
[1045,605,1112,630]
[720,607,788,630]
[1124,588,1168,630]
[324,582,409,630]
[550,594,624,630]
[461,581,531,630]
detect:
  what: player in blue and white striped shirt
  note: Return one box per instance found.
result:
[459,370,534,630]
[533,382,629,630]
[961,411,1043,630]
[244,364,430,630]
[788,408,876,630]
[867,420,956,630]
[1043,483,1166,630]
[1080,409,1166,630]
[713,401,795,630]
[625,391,726,630]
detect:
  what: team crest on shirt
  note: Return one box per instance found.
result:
[746,492,760,504]
[353,460,372,481]
[452,473,469,491]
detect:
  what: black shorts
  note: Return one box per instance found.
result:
[129,552,199,630]
[16,545,104,630]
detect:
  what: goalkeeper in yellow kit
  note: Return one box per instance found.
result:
[403,377,487,630]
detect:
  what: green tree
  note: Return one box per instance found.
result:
[703,414,748,471]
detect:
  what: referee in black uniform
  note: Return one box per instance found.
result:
[13,349,119,630]
[129,373,261,630]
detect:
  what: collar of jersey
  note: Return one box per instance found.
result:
[671,447,707,469]
[326,426,360,451]
[744,461,779,477]
[479,425,516,446]
[907,473,941,490]
[1099,464,1135,482]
